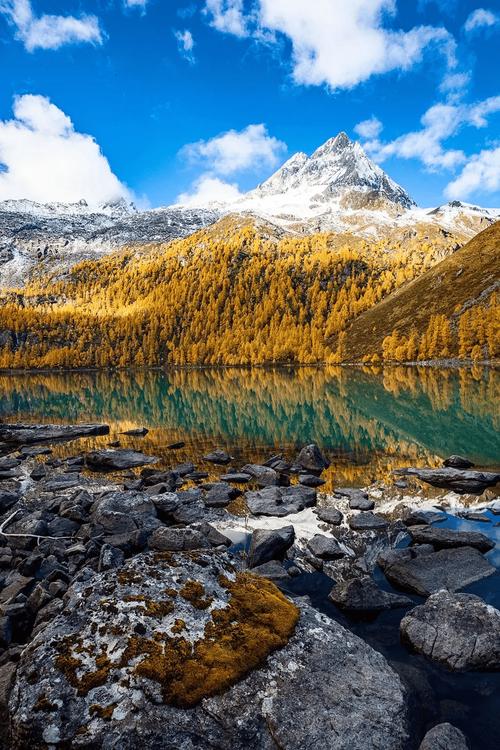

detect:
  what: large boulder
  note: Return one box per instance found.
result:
[8,551,409,750]
[395,468,500,495]
[246,486,316,517]
[248,526,295,568]
[383,546,495,597]
[418,723,469,750]
[296,444,330,473]
[443,456,474,469]
[315,507,343,525]
[0,423,109,446]
[401,591,500,671]
[240,464,280,487]
[408,526,494,553]
[86,450,158,471]
[307,534,346,560]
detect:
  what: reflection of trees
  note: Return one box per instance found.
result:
[0,367,498,485]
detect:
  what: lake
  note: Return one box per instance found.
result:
[0,366,498,490]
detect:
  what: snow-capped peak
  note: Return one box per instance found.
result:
[247,132,415,210]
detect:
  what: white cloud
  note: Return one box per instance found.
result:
[445,146,500,199]
[182,123,286,176]
[124,0,148,7]
[0,0,102,51]
[0,94,131,205]
[440,71,470,94]
[361,95,500,172]
[177,175,243,206]
[354,116,383,140]
[175,29,195,62]
[204,0,456,91]
[204,0,249,37]
[464,8,498,33]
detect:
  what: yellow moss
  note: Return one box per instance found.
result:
[171,618,186,634]
[89,703,117,721]
[127,572,299,708]
[179,580,213,610]
[123,594,174,618]
[55,640,112,697]
[33,695,58,712]
[226,496,249,516]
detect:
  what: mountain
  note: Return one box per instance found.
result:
[340,221,500,363]
[0,199,219,287]
[250,131,415,208]
[0,131,498,288]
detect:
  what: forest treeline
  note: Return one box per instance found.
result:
[0,218,497,367]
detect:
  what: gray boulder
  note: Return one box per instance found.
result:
[315,507,343,525]
[418,723,469,750]
[307,534,346,560]
[241,464,279,487]
[203,449,232,465]
[246,485,316,517]
[249,525,295,568]
[443,456,474,469]
[349,512,388,531]
[86,449,158,471]
[204,482,240,508]
[220,473,251,483]
[296,444,330,473]
[408,525,494,553]
[401,591,500,671]
[384,546,495,597]
[334,488,375,511]
[299,474,326,487]
[328,576,412,613]
[251,560,291,581]
[148,527,211,551]
[395,467,500,495]
[8,552,409,750]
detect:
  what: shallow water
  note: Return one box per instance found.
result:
[0,366,498,490]
[279,511,500,750]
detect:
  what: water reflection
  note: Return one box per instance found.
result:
[0,366,498,489]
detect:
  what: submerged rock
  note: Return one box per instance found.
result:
[328,576,412,613]
[86,449,158,471]
[418,723,469,750]
[120,428,149,437]
[383,546,495,597]
[395,467,500,495]
[8,551,409,750]
[401,591,500,671]
[408,525,494,553]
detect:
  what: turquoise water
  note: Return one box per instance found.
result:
[0,366,498,489]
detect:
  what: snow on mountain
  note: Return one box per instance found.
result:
[0,132,498,287]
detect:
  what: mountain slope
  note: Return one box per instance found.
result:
[340,221,500,363]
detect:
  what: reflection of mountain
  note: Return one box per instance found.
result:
[0,368,497,476]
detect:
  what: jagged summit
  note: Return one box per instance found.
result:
[252,131,415,210]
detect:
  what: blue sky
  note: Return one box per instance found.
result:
[0,0,499,208]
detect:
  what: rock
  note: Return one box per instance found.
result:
[0,617,12,647]
[307,534,346,560]
[166,441,185,449]
[184,471,209,482]
[299,474,326,487]
[86,449,158,471]
[404,510,446,526]
[120,428,149,436]
[148,527,210,552]
[204,482,240,508]
[98,544,125,572]
[395,468,500,495]
[8,551,409,750]
[334,488,375,510]
[246,485,316,517]
[459,511,490,523]
[0,491,19,514]
[140,470,177,490]
[315,507,343,525]
[248,526,295,568]
[171,462,196,477]
[383,546,495,597]
[43,474,81,492]
[203,449,232,465]
[296,444,330,473]
[240,464,280,487]
[401,591,500,671]
[193,523,231,548]
[251,560,290,581]
[349,512,388,531]
[408,525,494,553]
[220,472,251,483]
[0,423,109,446]
[29,464,47,481]
[328,576,412,613]
[418,722,469,750]
[443,455,475,469]
[150,493,180,519]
